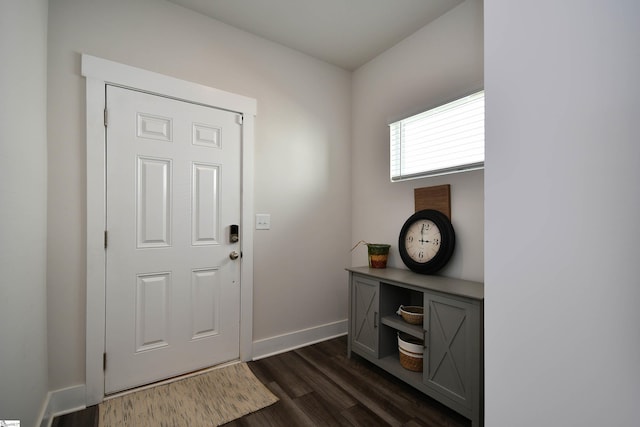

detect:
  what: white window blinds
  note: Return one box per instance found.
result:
[390,90,484,181]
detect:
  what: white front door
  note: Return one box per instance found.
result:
[104,85,242,394]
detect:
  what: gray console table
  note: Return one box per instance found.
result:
[347,266,484,427]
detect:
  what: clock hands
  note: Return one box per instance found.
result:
[419,223,430,244]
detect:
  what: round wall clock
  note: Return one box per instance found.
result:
[398,209,455,274]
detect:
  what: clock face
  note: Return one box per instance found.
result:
[398,209,455,274]
[404,219,442,263]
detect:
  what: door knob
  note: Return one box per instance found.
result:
[229,251,240,260]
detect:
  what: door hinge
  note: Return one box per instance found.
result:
[238,114,243,125]
[104,231,108,249]
[104,108,108,127]
[103,352,107,371]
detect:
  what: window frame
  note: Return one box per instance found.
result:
[389,89,485,181]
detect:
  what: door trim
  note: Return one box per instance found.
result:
[82,54,256,405]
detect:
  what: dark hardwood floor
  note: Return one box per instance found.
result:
[53,336,470,426]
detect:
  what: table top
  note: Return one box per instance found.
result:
[346,266,484,301]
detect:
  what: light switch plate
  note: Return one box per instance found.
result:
[256,214,271,230]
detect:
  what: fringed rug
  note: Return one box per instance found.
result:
[99,363,278,426]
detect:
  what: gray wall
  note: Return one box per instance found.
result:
[485,1,640,425]
[47,0,351,390]
[351,0,484,283]
[0,1,50,426]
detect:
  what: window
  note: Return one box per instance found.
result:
[389,90,484,181]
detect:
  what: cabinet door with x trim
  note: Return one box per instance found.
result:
[424,293,481,411]
[350,275,379,358]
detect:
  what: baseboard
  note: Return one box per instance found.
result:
[37,392,52,427]
[252,319,347,360]
[35,320,346,425]
[36,322,347,424]
[38,384,86,427]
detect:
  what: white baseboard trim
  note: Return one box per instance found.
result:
[36,321,347,424]
[38,384,86,427]
[37,393,51,427]
[252,319,347,360]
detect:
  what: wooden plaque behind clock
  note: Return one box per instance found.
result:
[414,184,450,220]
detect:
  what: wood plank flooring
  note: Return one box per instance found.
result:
[53,336,470,426]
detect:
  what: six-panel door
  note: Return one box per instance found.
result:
[105,85,242,393]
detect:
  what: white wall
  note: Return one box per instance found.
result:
[485,1,640,425]
[0,1,50,425]
[47,0,351,390]
[351,0,484,282]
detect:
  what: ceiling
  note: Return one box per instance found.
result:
[166,0,464,70]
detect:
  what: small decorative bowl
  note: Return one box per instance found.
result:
[398,305,424,325]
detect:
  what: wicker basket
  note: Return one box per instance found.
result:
[398,333,424,372]
[399,305,424,325]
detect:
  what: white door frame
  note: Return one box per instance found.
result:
[82,54,256,405]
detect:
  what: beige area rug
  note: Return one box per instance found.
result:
[99,363,278,426]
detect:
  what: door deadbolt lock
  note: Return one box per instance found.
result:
[230,224,239,243]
